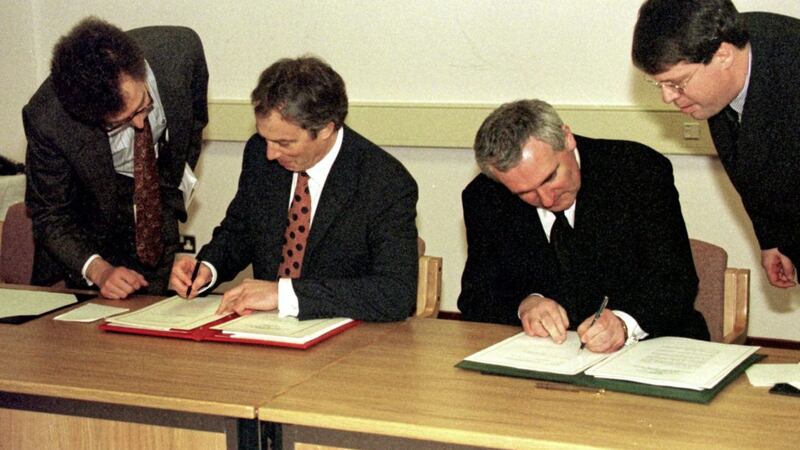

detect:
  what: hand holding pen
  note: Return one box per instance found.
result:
[578,295,609,353]
[168,256,209,299]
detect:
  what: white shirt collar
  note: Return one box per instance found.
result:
[290,127,344,223]
[537,147,580,241]
[729,46,752,116]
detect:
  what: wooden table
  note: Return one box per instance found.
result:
[260,318,800,450]
[0,291,398,450]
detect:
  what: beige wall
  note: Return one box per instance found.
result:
[2,0,799,340]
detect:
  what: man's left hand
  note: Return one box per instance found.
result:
[216,279,279,315]
[577,310,626,353]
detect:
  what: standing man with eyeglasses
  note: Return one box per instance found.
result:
[632,0,800,288]
[23,17,208,298]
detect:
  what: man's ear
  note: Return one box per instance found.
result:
[561,124,577,150]
[317,121,336,140]
[715,42,736,70]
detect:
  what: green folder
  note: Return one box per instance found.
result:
[456,353,764,404]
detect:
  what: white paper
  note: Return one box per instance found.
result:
[106,295,224,331]
[212,312,353,344]
[585,337,759,390]
[54,303,130,322]
[463,331,611,375]
[746,363,800,387]
[0,288,77,319]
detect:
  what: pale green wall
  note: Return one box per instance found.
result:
[2,0,799,340]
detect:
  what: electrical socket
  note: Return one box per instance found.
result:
[179,235,196,254]
[683,122,701,140]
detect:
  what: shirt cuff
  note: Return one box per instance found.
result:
[612,310,648,345]
[198,261,217,294]
[81,254,102,286]
[277,278,299,317]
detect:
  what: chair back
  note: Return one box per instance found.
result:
[0,202,35,284]
[689,239,749,343]
[416,237,442,318]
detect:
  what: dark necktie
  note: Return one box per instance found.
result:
[722,106,741,142]
[133,119,163,267]
[277,172,311,278]
[550,211,574,273]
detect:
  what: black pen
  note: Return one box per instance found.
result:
[580,295,609,352]
[186,259,202,297]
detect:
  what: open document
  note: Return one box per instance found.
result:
[100,295,359,349]
[105,295,225,331]
[458,332,762,403]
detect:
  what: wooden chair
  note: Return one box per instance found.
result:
[0,202,35,284]
[416,237,442,318]
[689,239,750,344]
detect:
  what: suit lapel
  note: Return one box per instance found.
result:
[305,128,360,261]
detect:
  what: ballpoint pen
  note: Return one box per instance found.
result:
[580,295,609,352]
[186,259,203,297]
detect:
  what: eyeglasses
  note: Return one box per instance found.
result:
[645,65,701,94]
[102,92,154,133]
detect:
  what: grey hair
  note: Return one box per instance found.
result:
[473,99,565,179]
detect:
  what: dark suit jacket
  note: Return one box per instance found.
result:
[197,127,419,322]
[23,26,208,292]
[707,12,800,265]
[458,135,709,340]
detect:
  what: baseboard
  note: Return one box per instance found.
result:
[746,337,800,350]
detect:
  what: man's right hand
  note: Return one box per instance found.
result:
[87,258,148,299]
[169,256,212,299]
[518,295,569,344]
[761,248,797,288]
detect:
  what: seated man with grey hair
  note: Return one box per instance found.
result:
[458,99,708,353]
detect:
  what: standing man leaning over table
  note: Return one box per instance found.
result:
[23,17,208,299]
[632,0,800,288]
[458,99,709,353]
[170,56,419,322]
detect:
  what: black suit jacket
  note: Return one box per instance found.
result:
[458,135,709,340]
[23,26,208,292]
[707,12,800,265]
[197,127,419,322]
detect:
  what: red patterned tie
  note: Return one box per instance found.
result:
[277,172,311,278]
[133,119,163,267]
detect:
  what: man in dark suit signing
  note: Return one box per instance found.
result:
[458,99,708,353]
[632,0,800,288]
[170,56,418,322]
[23,17,208,298]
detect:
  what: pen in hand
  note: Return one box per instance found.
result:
[186,259,203,298]
[579,295,609,352]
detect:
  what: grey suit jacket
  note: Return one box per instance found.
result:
[23,26,208,291]
[197,127,419,322]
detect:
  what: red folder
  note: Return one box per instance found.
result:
[99,316,360,349]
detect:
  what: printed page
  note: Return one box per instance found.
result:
[463,331,611,375]
[0,288,77,319]
[585,336,759,390]
[106,295,225,331]
[212,312,353,344]
[54,303,129,322]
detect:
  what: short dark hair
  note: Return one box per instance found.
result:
[632,0,749,74]
[473,99,565,179]
[51,17,146,125]
[251,56,348,137]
